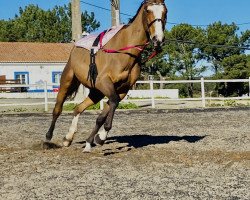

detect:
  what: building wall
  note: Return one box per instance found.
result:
[127,89,179,99]
[0,63,66,91]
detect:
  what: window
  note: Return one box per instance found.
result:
[52,72,62,84]
[14,72,29,92]
[14,72,29,84]
[52,71,62,92]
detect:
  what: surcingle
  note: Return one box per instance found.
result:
[76,25,124,87]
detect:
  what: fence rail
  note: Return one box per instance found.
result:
[0,78,249,111]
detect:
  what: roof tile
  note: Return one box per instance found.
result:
[0,42,74,63]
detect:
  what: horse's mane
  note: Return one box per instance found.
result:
[128,1,145,24]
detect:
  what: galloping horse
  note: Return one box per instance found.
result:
[46,0,167,152]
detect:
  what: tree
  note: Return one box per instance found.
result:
[161,24,206,97]
[200,22,247,75]
[240,30,250,48]
[0,3,100,42]
[247,55,250,68]
[219,54,250,96]
[0,20,13,41]
[197,22,250,96]
[141,43,174,82]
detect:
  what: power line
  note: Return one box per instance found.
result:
[80,1,110,12]
[80,1,131,17]
[164,39,250,50]
[80,1,250,27]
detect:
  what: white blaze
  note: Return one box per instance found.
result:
[147,5,164,42]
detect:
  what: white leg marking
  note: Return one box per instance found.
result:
[83,142,92,152]
[98,129,109,141]
[147,5,164,42]
[65,114,80,141]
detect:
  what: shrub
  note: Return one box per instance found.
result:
[224,100,237,107]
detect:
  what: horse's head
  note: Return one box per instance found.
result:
[143,0,167,48]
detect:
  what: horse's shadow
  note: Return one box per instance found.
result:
[105,134,207,149]
[42,134,206,152]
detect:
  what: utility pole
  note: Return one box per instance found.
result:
[111,0,120,26]
[71,0,82,41]
[71,0,88,101]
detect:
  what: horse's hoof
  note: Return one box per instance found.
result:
[83,142,91,153]
[63,137,72,147]
[94,134,105,146]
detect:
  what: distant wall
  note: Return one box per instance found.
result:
[0,92,57,99]
[127,89,179,99]
[0,62,65,91]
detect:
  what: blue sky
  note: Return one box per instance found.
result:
[0,0,249,33]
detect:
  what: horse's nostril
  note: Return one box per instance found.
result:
[151,36,156,41]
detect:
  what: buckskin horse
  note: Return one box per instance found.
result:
[45,0,167,152]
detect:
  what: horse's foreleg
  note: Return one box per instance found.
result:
[46,66,75,142]
[63,96,95,147]
[84,103,110,152]
[46,91,67,141]
[84,92,127,152]
[103,94,120,133]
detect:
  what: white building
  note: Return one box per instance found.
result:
[0,42,178,100]
[0,42,73,92]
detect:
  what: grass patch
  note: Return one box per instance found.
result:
[63,102,138,111]
[117,102,138,109]
[63,103,77,111]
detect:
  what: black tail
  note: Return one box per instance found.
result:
[66,75,81,100]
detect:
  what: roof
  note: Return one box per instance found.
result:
[0,42,74,63]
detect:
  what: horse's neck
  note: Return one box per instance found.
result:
[126,8,148,45]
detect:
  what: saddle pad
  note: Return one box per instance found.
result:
[75,24,125,51]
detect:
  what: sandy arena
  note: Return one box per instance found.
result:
[0,108,249,199]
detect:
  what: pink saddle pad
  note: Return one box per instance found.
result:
[75,25,124,51]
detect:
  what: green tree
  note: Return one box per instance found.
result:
[200,22,247,75]
[198,22,249,96]
[219,54,250,96]
[141,43,174,84]
[161,24,206,97]
[0,3,100,42]
[240,30,250,48]
[0,20,13,41]
[247,55,250,68]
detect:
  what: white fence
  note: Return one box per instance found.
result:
[0,78,250,111]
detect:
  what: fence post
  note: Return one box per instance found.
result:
[201,77,206,108]
[44,81,48,112]
[100,99,104,110]
[249,77,250,97]
[150,80,155,108]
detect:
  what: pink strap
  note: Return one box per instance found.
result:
[99,30,148,53]
[98,30,159,62]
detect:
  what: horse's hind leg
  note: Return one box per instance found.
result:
[63,89,104,147]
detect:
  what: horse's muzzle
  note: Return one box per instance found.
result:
[152,36,165,49]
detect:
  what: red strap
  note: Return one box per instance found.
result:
[99,30,148,53]
[99,31,106,49]
[98,30,159,62]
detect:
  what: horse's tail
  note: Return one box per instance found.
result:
[66,75,81,100]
